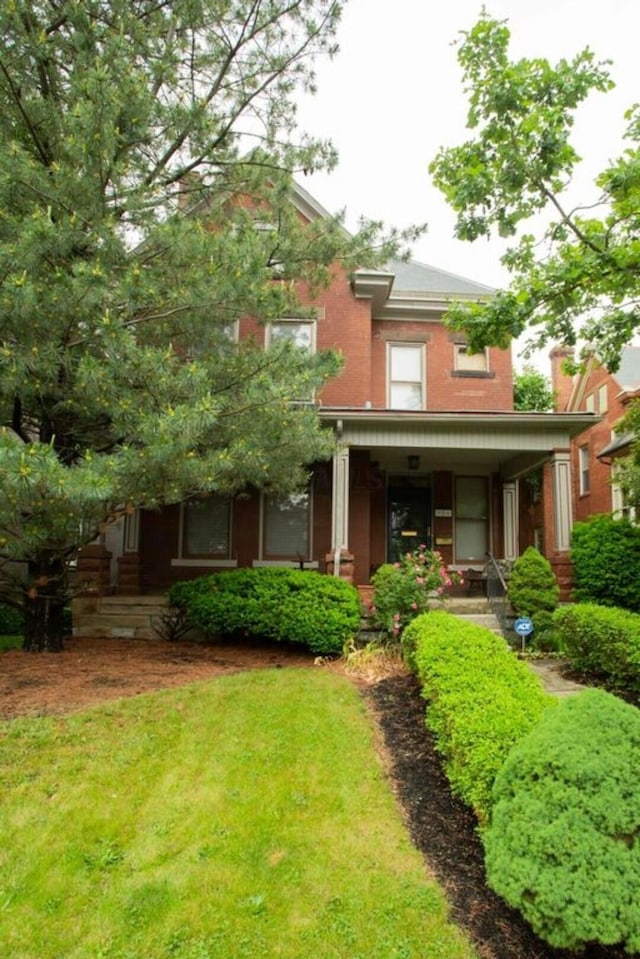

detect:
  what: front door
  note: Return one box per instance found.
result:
[387,479,432,563]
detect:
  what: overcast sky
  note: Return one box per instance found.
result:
[295,0,639,371]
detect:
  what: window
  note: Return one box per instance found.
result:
[598,384,608,414]
[388,343,424,410]
[579,446,590,495]
[454,476,489,563]
[267,319,315,352]
[263,490,310,560]
[182,495,231,558]
[454,343,488,373]
[585,393,595,413]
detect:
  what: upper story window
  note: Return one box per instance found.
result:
[598,384,608,414]
[388,343,425,410]
[267,319,315,352]
[181,495,232,559]
[454,343,489,374]
[579,445,590,495]
[585,393,595,413]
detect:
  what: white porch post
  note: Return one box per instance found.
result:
[551,451,572,552]
[502,481,518,561]
[331,445,350,575]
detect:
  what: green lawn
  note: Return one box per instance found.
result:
[0,668,476,959]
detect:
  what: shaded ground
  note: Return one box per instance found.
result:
[0,637,633,959]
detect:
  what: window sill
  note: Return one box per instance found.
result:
[451,370,495,379]
[171,559,238,568]
[253,560,319,569]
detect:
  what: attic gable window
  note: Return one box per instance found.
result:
[388,343,425,410]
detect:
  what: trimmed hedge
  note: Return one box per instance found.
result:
[484,688,640,953]
[168,568,361,656]
[403,610,555,823]
[571,514,640,611]
[553,603,640,689]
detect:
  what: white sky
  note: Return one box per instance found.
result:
[295,0,639,372]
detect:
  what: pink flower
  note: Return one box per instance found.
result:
[416,577,424,585]
[411,602,418,610]
[437,586,444,595]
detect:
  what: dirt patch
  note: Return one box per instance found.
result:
[0,637,631,959]
[0,636,316,720]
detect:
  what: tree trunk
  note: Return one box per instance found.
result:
[23,556,67,653]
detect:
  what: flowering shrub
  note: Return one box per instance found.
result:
[369,546,461,639]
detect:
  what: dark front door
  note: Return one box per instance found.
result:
[387,479,432,563]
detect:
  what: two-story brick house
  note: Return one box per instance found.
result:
[80,183,596,605]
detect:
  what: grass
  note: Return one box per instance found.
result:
[0,668,477,959]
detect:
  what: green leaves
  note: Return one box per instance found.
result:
[430,12,640,368]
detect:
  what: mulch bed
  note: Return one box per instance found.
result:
[365,674,633,959]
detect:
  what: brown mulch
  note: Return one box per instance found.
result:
[0,637,633,959]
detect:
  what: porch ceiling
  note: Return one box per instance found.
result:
[320,408,599,480]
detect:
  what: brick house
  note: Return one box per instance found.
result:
[552,344,640,523]
[77,183,596,607]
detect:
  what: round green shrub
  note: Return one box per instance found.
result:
[571,514,640,611]
[484,688,640,952]
[507,546,559,623]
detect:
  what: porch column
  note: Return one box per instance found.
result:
[325,445,353,580]
[551,451,572,552]
[502,482,518,561]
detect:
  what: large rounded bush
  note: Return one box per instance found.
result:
[484,688,640,952]
[571,514,640,611]
[168,568,360,655]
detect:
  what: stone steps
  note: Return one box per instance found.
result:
[72,595,167,640]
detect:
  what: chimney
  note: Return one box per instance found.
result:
[549,345,575,411]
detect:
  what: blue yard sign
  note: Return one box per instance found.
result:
[513,616,534,652]
[514,617,534,636]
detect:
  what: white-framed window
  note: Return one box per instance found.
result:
[172,495,234,567]
[267,319,316,401]
[579,446,590,495]
[454,343,488,373]
[388,343,425,410]
[585,393,595,413]
[267,318,315,352]
[598,384,608,414]
[262,490,311,561]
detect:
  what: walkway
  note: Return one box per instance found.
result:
[527,658,588,697]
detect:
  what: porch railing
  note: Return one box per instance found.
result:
[484,552,513,636]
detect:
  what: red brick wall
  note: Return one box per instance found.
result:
[370,320,513,411]
[571,366,624,522]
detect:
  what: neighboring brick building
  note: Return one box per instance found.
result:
[552,345,640,524]
[81,183,597,596]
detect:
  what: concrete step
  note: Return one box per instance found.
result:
[72,594,167,640]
